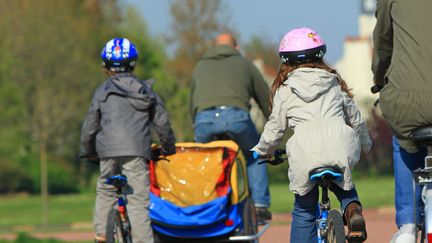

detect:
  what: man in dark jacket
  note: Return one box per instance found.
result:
[372,0,432,242]
[80,38,176,243]
[190,33,272,222]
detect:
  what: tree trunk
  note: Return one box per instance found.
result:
[40,141,49,229]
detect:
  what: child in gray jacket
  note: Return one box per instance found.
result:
[80,38,176,243]
[252,28,371,243]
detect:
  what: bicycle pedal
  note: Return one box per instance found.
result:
[347,240,365,243]
[257,219,269,225]
[347,231,366,242]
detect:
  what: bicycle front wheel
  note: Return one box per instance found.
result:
[106,209,132,243]
[326,209,346,243]
[241,198,258,243]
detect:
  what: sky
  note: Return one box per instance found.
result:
[122,0,370,65]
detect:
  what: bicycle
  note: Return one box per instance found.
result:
[259,149,357,243]
[411,126,432,243]
[105,174,132,243]
[310,166,346,243]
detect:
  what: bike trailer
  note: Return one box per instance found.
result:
[149,141,268,242]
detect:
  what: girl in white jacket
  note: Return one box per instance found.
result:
[251,27,371,242]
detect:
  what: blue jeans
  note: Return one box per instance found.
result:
[393,136,426,227]
[193,106,270,207]
[291,184,360,243]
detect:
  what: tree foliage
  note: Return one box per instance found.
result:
[0,0,120,193]
[161,0,236,141]
[0,0,199,193]
[243,36,280,71]
[360,109,393,176]
[0,0,394,195]
[166,0,233,86]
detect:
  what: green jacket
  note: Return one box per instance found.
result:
[190,45,270,120]
[372,0,432,152]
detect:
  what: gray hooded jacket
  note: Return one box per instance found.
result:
[252,68,371,195]
[80,73,176,160]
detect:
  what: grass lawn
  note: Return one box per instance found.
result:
[0,176,395,232]
[270,176,395,213]
[0,193,95,231]
[0,232,91,243]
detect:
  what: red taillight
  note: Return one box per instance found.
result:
[225,219,234,226]
[428,233,432,242]
[118,205,126,213]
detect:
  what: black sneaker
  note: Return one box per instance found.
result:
[255,207,272,223]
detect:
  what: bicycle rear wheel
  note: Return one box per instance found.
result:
[106,209,132,243]
[326,209,346,243]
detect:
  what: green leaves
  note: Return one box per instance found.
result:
[0,0,118,193]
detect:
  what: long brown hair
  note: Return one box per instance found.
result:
[269,60,353,110]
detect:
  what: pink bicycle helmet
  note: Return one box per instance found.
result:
[279,27,326,64]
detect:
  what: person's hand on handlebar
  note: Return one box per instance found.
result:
[370,84,382,107]
[252,151,268,160]
[370,84,383,94]
[80,154,100,165]
[151,144,175,162]
[370,80,384,107]
[371,75,388,94]
[253,149,286,166]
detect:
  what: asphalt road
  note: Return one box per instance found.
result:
[261,207,396,243]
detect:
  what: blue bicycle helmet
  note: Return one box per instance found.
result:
[101,38,139,72]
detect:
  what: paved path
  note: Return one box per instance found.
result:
[0,208,397,242]
[261,207,396,243]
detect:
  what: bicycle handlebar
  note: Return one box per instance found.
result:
[257,149,287,166]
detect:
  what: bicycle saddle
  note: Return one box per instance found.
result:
[309,166,343,182]
[106,175,128,188]
[411,125,432,146]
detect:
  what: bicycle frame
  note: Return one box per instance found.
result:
[424,183,432,242]
[116,190,131,235]
[106,175,131,241]
[408,123,432,242]
[317,178,332,243]
[414,146,432,243]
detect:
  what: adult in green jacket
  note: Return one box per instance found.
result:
[190,35,270,119]
[190,33,272,222]
[372,0,432,242]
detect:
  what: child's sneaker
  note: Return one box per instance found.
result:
[390,223,416,243]
[344,202,367,242]
[94,234,106,243]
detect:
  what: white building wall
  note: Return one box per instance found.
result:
[334,14,378,118]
